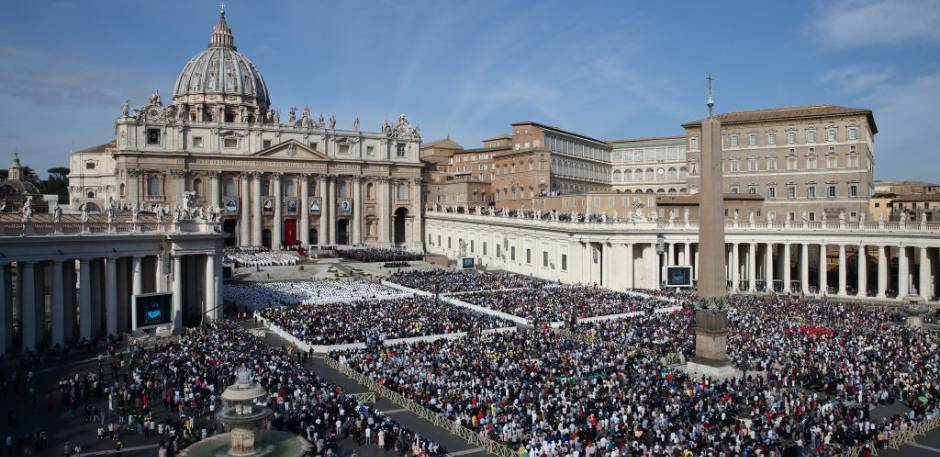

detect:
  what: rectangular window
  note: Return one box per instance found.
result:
[223,138,238,148]
[147,129,161,145]
[787,186,796,199]
[262,139,272,149]
[730,186,739,194]
[767,158,777,170]
[438,235,441,246]
[561,254,567,271]
[339,144,350,154]
[827,185,837,198]
[787,131,796,144]
[526,249,531,264]
[767,187,776,199]
[543,251,549,267]
[428,234,433,245]
[827,129,836,142]
[748,187,757,194]
[748,133,757,146]
[849,184,858,198]
[747,158,757,171]
[192,136,203,148]
[808,186,816,199]
[396,143,406,157]
[809,212,816,222]
[448,237,451,249]
[848,127,857,140]
[510,246,516,261]
[730,135,739,147]
[309,142,318,150]
[470,240,474,253]
[807,130,816,143]
[366,145,375,156]
[690,137,698,150]
[767,132,776,145]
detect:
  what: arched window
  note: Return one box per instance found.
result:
[624,169,633,182]
[397,183,407,201]
[667,167,677,181]
[86,191,95,199]
[679,167,688,180]
[147,176,160,197]
[192,178,202,197]
[366,182,375,200]
[613,170,622,182]
[119,183,125,197]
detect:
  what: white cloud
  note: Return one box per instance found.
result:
[813,0,940,47]
[820,65,894,93]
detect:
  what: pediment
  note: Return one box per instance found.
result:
[252,140,329,160]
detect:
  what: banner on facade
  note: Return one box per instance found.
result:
[338,199,351,214]
[310,199,321,212]
[225,199,238,213]
[286,199,298,213]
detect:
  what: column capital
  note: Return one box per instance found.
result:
[167,169,188,177]
[206,170,223,177]
[127,169,144,177]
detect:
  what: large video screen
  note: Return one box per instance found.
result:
[461,257,475,269]
[134,292,173,329]
[666,266,693,287]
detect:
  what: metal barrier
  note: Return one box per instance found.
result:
[349,392,377,403]
[323,356,515,457]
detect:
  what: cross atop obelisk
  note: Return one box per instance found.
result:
[706,73,715,117]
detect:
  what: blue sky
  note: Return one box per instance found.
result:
[1,0,938,180]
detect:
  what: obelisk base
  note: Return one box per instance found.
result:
[685,309,742,380]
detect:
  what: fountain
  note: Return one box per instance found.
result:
[178,365,311,457]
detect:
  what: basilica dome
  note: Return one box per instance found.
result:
[172,8,270,111]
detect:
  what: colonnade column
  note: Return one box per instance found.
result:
[748,242,757,292]
[209,171,221,208]
[765,243,774,292]
[50,261,64,348]
[272,173,282,250]
[731,243,740,291]
[801,243,810,294]
[667,243,675,267]
[412,177,423,250]
[683,243,691,266]
[131,256,143,330]
[838,244,847,296]
[205,254,216,321]
[106,258,118,337]
[625,243,634,289]
[898,246,909,297]
[172,255,182,331]
[300,175,310,247]
[79,259,92,340]
[318,176,328,246]
[858,245,867,298]
[239,172,250,247]
[0,265,8,354]
[20,262,37,352]
[251,172,262,247]
[328,175,337,245]
[819,243,828,295]
[352,177,362,245]
[877,245,888,299]
[783,243,791,293]
[919,246,931,300]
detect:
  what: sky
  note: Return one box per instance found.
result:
[0,0,938,180]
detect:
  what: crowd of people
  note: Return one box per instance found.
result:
[225,248,301,267]
[332,247,423,263]
[457,285,673,323]
[332,294,940,456]
[222,279,406,309]
[259,296,512,346]
[387,270,551,294]
[52,321,447,457]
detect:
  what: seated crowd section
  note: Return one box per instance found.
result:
[224,248,301,267]
[258,295,512,346]
[222,279,406,309]
[331,246,423,263]
[387,270,553,294]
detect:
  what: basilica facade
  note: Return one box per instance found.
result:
[68,9,424,251]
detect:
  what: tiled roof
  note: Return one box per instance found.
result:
[420,137,464,150]
[74,140,117,154]
[682,104,877,134]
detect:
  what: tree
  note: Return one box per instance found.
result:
[44,167,71,204]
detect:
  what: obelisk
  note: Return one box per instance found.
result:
[688,74,739,378]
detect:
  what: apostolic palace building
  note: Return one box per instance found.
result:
[68,9,424,251]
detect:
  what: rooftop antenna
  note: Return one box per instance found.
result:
[706,73,715,118]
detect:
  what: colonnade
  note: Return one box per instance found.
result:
[0,252,222,354]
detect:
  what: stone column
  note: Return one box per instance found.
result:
[838,244,847,296]
[683,243,691,266]
[858,245,867,298]
[353,177,362,245]
[205,254,216,321]
[272,173,282,250]
[748,243,757,292]
[653,241,662,289]
[209,171,221,208]
[411,177,423,250]
[0,264,9,354]
[50,261,64,348]
[21,262,37,352]
[919,246,931,300]
[625,243,634,289]
[63,261,75,342]
[667,243,675,267]
[240,172,251,246]
[251,173,263,247]
[877,245,888,299]
[328,176,337,245]
[765,243,774,292]
[155,254,165,293]
[318,175,328,246]
[106,258,118,337]
[131,257,143,330]
[783,243,791,293]
[731,243,740,291]
[300,175,310,247]
[214,253,223,320]
[172,255,183,331]
[819,243,828,295]
[79,259,92,340]
[801,243,810,294]
[379,178,390,245]
[898,246,909,297]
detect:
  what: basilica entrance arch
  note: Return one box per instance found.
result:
[394,207,408,246]
[222,219,237,247]
[337,219,350,245]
